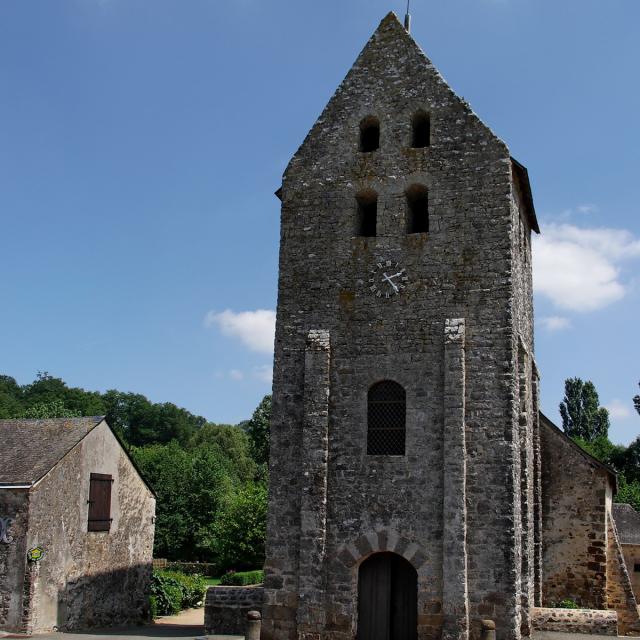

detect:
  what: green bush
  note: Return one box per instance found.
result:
[149,595,159,619]
[557,598,579,609]
[219,570,264,586]
[202,483,267,571]
[150,570,208,616]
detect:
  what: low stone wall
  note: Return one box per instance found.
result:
[531,607,618,636]
[204,585,264,635]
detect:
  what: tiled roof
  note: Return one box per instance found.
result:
[613,503,640,545]
[0,416,104,486]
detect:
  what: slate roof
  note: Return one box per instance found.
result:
[0,416,105,486]
[613,503,640,545]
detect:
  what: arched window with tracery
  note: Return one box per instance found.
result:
[367,380,406,455]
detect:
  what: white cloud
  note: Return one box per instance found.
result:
[229,369,244,381]
[533,223,640,312]
[204,309,276,354]
[606,399,633,421]
[539,316,572,332]
[577,204,597,215]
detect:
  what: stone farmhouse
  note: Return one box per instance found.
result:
[0,416,155,633]
[258,12,640,640]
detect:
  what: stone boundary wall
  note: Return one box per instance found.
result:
[531,607,617,636]
[205,585,264,635]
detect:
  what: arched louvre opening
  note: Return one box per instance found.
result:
[356,190,378,237]
[406,184,429,234]
[367,381,406,455]
[411,111,430,148]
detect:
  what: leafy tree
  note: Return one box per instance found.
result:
[572,435,625,467]
[23,372,105,416]
[245,395,271,467]
[559,377,610,441]
[616,476,640,513]
[22,400,81,419]
[131,442,232,561]
[102,390,205,446]
[188,423,257,482]
[201,482,268,571]
[0,375,23,418]
[634,381,639,417]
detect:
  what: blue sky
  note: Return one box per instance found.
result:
[1,1,638,442]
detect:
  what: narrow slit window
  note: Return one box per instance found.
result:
[356,190,377,237]
[367,380,406,455]
[88,473,113,532]
[411,111,430,148]
[360,116,380,152]
[406,185,429,234]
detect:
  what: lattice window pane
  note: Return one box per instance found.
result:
[367,381,406,455]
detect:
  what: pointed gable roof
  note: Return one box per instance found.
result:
[285,11,503,173]
[0,416,104,486]
[279,12,540,234]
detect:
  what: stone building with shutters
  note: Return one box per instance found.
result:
[0,416,155,633]
[259,11,640,640]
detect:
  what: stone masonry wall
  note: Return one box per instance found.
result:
[205,586,264,635]
[531,607,617,636]
[621,544,640,600]
[25,422,155,632]
[263,12,533,640]
[540,418,609,608]
[0,489,29,632]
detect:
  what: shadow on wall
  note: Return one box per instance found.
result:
[54,564,153,632]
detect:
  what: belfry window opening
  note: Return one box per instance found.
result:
[406,184,429,234]
[411,111,430,148]
[360,116,380,152]
[356,190,378,237]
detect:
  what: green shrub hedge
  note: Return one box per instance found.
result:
[219,569,264,586]
[150,569,208,616]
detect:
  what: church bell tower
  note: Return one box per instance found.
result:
[262,13,541,640]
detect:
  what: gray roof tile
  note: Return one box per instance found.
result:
[0,416,104,485]
[613,503,640,545]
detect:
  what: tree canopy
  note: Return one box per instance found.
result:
[559,377,610,441]
[564,376,640,512]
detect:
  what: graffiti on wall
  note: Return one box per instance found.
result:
[0,516,14,543]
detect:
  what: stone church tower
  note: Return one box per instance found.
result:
[263,13,541,640]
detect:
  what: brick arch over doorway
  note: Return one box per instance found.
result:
[337,530,428,571]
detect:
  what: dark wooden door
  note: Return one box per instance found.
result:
[357,553,417,640]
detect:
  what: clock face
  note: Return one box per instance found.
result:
[368,259,408,298]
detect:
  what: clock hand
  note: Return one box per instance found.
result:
[382,273,399,292]
[386,271,405,280]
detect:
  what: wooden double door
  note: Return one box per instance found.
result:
[357,553,417,640]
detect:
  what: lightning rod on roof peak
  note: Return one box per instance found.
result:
[404,0,411,33]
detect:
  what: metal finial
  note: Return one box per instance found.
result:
[404,0,411,32]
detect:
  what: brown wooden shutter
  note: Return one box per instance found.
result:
[88,473,113,532]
